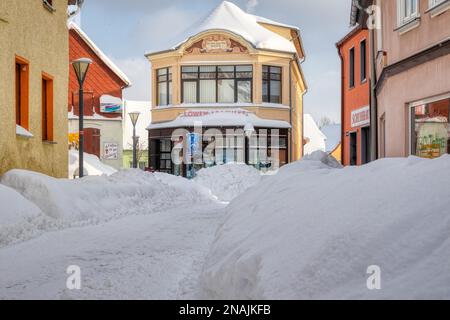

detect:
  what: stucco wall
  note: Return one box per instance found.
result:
[0,0,69,178]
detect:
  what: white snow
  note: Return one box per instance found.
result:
[147,108,291,130]
[194,163,262,202]
[303,114,326,155]
[200,152,450,299]
[149,1,297,55]
[69,150,117,178]
[16,125,33,138]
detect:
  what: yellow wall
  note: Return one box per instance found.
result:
[0,0,69,178]
[147,30,307,161]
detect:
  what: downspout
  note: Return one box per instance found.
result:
[369,26,378,161]
[338,47,345,164]
[289,58,293,163]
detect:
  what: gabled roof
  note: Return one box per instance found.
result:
[69,22,132,87]
[146,1,300,56]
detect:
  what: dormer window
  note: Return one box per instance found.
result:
[181,65,253,104]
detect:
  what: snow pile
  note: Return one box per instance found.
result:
[194,163,261,202]
[69,150,117,178]
[303,114,326,155]
[201,152,450,299]
[0,169,215,246]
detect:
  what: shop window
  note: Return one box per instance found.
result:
[159,139,172,172]
[157,67,172,106]
[349,48,355,88]
[411,98,450,158]
[15,56,29,130]
[360,40,367,83]
[182,65,253,104]
[42,73,54,141]
[349,132,357,166]
[262,66,281,104]
[397,0,419,26]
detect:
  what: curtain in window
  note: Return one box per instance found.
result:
[158,82,167,106]
[183,82,197,103]
[218,80,235,103]
[200,80,216,103]
[237,81,251,103]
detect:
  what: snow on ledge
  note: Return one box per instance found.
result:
[16,125,33,138]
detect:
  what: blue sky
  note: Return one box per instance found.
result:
[78,0,352,123]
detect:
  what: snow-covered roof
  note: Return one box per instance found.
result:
[303,114,326,155]
[147,109,291,130]
[250,14,300,31]
[68,22,132,87]
[147,1,298,56]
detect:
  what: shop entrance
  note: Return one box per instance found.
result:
[349,132,357,166]
[361,126,370,164]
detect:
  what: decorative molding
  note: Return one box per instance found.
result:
[185,35,248,54]
[395,17,421,35]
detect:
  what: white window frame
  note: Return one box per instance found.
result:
[397,0,420,27]
[427,0,450,17]
[429,0,447,9]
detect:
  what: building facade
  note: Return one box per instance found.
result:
[375,0,450,159]
[337,26,371,166]
[68,23,131,170]
[145,1,307,177]
[0,0,75,178]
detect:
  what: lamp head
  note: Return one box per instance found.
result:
[129,111,141,126]
[72,58,92,86]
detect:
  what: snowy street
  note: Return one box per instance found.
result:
[0,204,225,300]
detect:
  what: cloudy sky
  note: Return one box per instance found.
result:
[78,0,352,123]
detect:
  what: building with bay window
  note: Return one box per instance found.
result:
[145,1,307,176]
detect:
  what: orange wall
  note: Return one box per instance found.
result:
[338,28,370,166]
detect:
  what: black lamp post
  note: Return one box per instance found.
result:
[129,111,141,169]
[72,58,92,178]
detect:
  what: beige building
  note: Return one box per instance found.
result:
[0,0,78,177]
[145,1,307,177]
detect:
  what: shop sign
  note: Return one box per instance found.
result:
[205,40,229,51]
[351,106,370,128]
[100,95,123,113]
[181,110,251,118]
[103,143,118,160]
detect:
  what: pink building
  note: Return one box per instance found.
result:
[372,0,450,158]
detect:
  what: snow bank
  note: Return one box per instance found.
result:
[201,152,450,299]
[194,163,261,202]
[0,169,215,246]
[68,150,117,178]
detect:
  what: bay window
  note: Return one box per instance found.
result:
[262,66,282,104]
[157,67,172,106]
[182,65,253,104]
[397,0,419,26]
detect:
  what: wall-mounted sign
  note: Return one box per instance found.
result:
[103,142,118,160]
[185,35,248,54]
[351,106,370,128]
[100,95,123,113]
[181,109,251,118]
[205,40,229,51]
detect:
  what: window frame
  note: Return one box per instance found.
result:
[397,0,420,27]
[156,67,172,107]
[181,65,253,104]
[429,0,447,9]
[15,56,30,130]
[42,72,54,142]
[349,47,355,89]
[262,65,282,104]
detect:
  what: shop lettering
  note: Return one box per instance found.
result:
[351,106,370,128]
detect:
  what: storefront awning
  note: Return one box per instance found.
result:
[146,109,291,130]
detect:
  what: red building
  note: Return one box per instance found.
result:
[337,26,371,166]
[68,23,131,169]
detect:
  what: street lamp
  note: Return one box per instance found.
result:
[129,111,141,169]
[72,58,92,178]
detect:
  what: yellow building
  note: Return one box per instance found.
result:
[145,1,307,176]
[0,0,77,178]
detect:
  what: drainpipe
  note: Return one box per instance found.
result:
[369,25,378,161]
[289,58,293,163]
[338,47,345,164]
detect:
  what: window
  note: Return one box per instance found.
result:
[429,0,447,8]
[360,40,367,82]
[262,66,282,104]
[181,65,253,104]
[397,0,419,26]
[159,139,172,172]
[157,67,172,106]
[15,56,29,130]
[42,73,54,141]
[411,97,450,158]
[349,48,355,88]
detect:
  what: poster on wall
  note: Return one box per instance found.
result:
[103,143,118,160]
